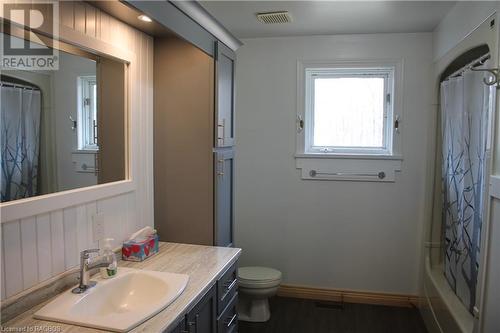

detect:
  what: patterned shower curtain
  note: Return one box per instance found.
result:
[440,65,492,313]
[0,83,42,202]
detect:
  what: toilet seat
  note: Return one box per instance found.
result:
[238,267,282,289]
[238,266,282,322]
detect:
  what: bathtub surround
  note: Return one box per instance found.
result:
[422,2,500,332]
[234,33,433,295]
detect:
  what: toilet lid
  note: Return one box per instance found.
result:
[238,266,282,284]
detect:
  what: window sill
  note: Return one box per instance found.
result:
[72,151,98,174]
[73,149,98,154]
[295,153,403,161]
[295,153,402,182]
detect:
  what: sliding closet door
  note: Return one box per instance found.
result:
[97,58,126,184]
[154,36,215,245]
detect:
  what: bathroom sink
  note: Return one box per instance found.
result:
[34,268,189,332]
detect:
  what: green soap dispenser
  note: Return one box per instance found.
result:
[100,238,118,278]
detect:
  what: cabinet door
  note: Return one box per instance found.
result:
[167,318,186,333]
[215,41,236,148]
[214,149,234,247]
[186,286,217,333]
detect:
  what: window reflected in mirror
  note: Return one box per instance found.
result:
[1,33,127,203]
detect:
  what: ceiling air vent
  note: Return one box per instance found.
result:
[256,11,292,24]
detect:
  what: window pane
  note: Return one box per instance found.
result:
[313,77,385,148]
[78,76,98,150]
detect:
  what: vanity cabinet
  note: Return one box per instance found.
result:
[170,318,187,333]
[185,286,217,333]
[167,262,238,333]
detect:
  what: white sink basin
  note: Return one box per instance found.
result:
[34,268,189,332]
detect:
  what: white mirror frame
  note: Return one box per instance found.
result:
[1,24,136,223]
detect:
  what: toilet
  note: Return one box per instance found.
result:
[237,266,282,322]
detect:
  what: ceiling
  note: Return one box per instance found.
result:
[200,1,456,38]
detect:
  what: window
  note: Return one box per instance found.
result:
[77,76,98,151]
[301,66,396,156]
[295,61,402,182]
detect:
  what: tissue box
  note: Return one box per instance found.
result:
[122,234,159,261]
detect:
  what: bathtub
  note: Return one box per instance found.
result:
[420,251,476,333]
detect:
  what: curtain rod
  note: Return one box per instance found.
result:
[445,53,491,81]
[0,81,40,91]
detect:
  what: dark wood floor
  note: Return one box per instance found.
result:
[238,297,428,333]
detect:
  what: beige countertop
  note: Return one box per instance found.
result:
[2,242,241,333]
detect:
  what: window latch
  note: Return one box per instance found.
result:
[394,115,401,133]
[297,115,304,133]
[69,116,77,131]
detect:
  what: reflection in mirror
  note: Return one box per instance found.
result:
[1,34,127,203]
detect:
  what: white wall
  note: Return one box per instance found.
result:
[0,2,153,301]
[53,52,97,191]
[433,1,498,61]
[234,33,433,294]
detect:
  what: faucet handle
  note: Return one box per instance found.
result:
[81,248,100,260]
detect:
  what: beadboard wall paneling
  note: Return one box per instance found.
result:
[0,2,154,301]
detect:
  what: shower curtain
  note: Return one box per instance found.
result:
[0,84,42,202]
[440,65,492,313]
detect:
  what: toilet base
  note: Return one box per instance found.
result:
[237,295,271,322]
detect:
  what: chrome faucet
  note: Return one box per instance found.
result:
[72,248,113,294]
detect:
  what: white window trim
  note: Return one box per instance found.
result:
[295,59,404,182]
[304,68,393,155]
[77,75,98,151]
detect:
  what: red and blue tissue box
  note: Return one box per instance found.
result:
[122,234,159,261]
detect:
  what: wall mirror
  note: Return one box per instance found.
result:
[0,31,128,203]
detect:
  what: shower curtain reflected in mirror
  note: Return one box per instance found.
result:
[440,64,493,313]
[0,83,42,202]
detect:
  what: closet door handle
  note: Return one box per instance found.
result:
[217,159,225,176]
[94,153,99,176]
[218,119,225,145]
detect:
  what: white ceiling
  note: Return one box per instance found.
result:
[200,1,456,38]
